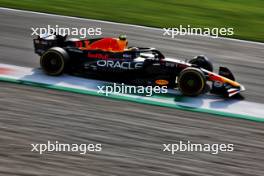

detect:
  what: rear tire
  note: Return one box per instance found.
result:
[178,67,206,96]
[40,47,69,76]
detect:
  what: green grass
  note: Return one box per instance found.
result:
[0,0,263,42]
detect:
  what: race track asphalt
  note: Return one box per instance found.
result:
[0,8,263,176]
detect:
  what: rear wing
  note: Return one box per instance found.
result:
[33,34,67,55]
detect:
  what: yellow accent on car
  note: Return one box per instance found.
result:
[155,79,169,85]
[220,75,240,87]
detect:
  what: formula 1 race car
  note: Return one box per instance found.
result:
[33,34,245,97]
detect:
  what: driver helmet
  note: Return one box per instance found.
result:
[117,34,128,49]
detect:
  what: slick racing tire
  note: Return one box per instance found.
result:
[189,55,213,72]
[40,47,69,76]
[178,67,206,96]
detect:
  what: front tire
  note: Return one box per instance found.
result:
[178,67,206,96]
[40,47,69,76]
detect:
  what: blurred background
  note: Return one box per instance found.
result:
[0,0,263,42]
